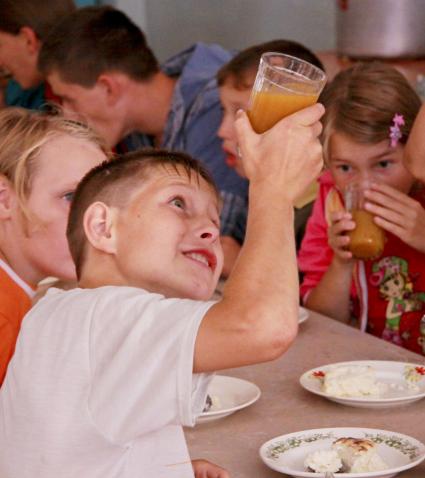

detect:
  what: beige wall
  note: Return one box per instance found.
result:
[112,0,336,61]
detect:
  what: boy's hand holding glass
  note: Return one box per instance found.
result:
[235,105,324,202]
[364,182,425,254]
[247,52,326,133]
[243,52,326,205]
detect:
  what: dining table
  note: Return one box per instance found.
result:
[185,308,425,477]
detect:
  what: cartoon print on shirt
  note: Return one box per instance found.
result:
[370,257,425,345]
[418,315,425,355]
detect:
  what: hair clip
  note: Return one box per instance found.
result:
[389,113,405,148]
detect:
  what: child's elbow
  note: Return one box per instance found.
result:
[255,320,298,362]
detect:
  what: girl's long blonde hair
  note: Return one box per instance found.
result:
[0,107,108,220]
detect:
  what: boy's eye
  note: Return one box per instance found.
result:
[63,192,75,202]
[170,197,185,209]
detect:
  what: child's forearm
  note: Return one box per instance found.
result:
[305,258,354,322]
[194,185,298,372]
[194,105,324,372]
[220,235,241,278]
[223,182,299,343]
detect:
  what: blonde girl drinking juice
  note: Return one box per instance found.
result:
[298,62,425,354]
[0,108,108,384]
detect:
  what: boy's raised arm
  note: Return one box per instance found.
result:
[194,104,324,372]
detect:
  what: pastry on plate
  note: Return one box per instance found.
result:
[332,437,388,473]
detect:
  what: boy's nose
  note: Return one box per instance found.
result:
[217,116,234,141]
[197,223,220,242]
[200,230,214,239]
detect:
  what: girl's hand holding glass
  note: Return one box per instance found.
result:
[364,182,425,253]
[327,210,356,262]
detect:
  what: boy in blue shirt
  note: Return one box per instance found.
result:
[38,6,248,244]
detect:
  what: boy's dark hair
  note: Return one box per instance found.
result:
[217,39,324,90]
[67,149,219,278]
[0,0,76,41]
[38,6,159,87]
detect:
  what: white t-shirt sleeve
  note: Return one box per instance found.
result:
[87,287,214,444]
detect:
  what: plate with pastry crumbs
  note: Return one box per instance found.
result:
[299,361,425,408]
[259,427,425,478]
[197,375,261,424]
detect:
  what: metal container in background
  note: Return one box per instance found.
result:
[336,0,425,59]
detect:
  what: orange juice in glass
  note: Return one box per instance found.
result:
[247,52,327,134]
[344,182,386,260]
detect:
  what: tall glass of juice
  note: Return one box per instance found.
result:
[344,182,386,260]
[247,52,327,133]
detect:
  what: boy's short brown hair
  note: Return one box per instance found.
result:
[67,149,219,278]
[0,0,75,41]
[217,39,324,90]
[38,6,159,87]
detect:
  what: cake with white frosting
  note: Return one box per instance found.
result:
[332,437,388,473]
[304,449,342,473]
[323,365,386,397]
[305,437,388,473]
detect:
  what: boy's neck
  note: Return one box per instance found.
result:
[78,253,131,290]
[78,270,121,289]
[129,72,177,145]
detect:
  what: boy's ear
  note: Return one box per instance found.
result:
[83,202,118,254]
[96,74,124,106]
[0,176,16,220]
[19,26,41,55]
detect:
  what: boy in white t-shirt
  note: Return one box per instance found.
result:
[0,105,324,478]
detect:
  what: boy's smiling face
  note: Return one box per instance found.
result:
[112,165,223,300]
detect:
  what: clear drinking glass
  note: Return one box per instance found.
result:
[247,52,327,134]
[345,182,386,260]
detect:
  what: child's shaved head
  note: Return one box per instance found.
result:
[67,149,219,278]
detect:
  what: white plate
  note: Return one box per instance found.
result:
[300,361,425,408]
[260,427,425,478]
[197,375,261,424]
[299,307,309,324]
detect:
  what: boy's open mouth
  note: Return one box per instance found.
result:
[225,153,237,168]
[184,250,217,271]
